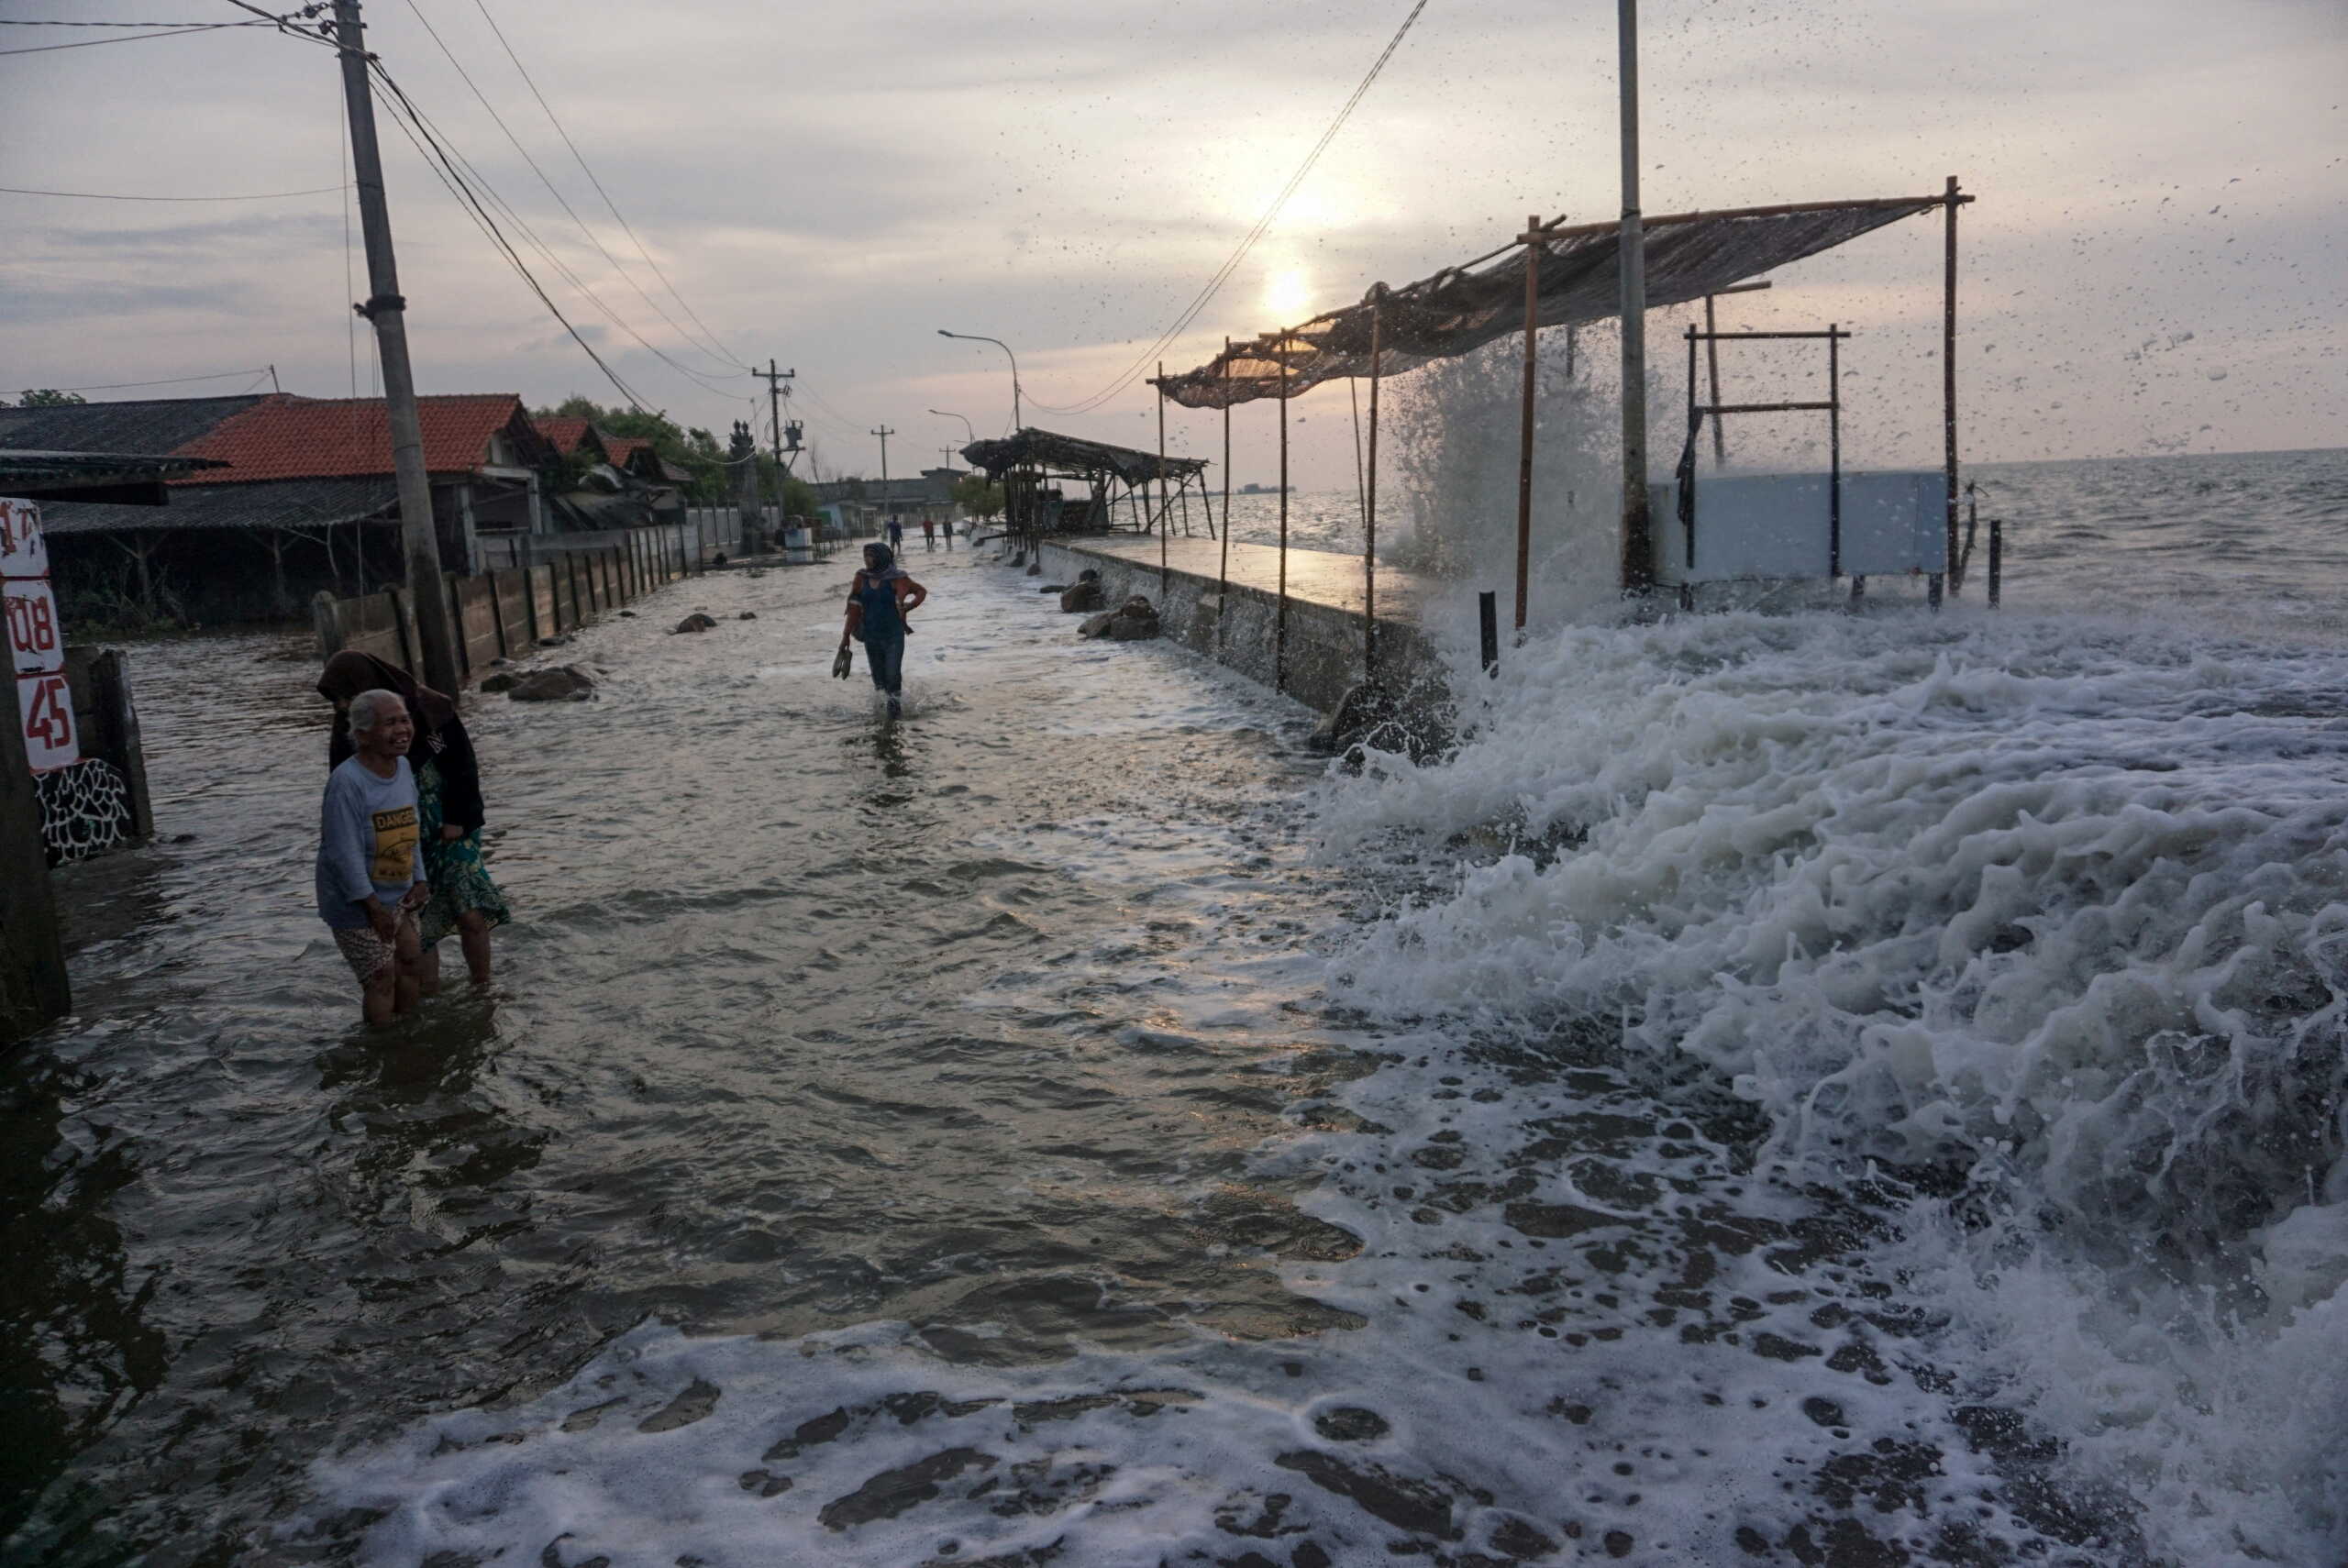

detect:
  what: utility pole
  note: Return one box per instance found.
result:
[1615,0,1654,598]
[754,360,795,471]
[329,0,461,695]
[871,425,895,487]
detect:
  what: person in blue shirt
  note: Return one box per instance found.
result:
[316,688,431,1024]
[837,542,926,718]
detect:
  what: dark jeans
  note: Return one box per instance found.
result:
[865,634,905,696]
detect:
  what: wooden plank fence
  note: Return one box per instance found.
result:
[310,529,693,685]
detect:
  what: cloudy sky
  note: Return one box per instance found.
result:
[4,0,2341,490]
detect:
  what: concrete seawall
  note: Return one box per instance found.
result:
[1032,535,1442,715]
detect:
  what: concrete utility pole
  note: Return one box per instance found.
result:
[1615,0,1654,597]
[330,0,462,694]
[871,426,895,488]
[0,672,68,1043]
[755,360,795,472]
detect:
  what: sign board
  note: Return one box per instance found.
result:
[0,497,48,580]
[15,670,78,771]
[5,578,65,676]
[1652,469,1948,584]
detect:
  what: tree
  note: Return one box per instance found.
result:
[533,396,732,501]
[953,474,1005,518]
[13,390,86,407]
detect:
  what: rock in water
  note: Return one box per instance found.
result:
[506,665,597,701]
[1059,576,1105,613]
[674,613,718,634]
[1080,594,1160,641]
[737,611,759,620]
[479,671,520,694]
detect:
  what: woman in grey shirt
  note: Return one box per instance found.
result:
[316,689,430,1024]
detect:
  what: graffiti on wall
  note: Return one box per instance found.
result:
[35,757,133,865]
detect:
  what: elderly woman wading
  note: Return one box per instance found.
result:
[317,651,511,988]
[315,690,431,1024]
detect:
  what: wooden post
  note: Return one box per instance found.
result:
[311,589,345,658]
[1516,214,1542,632]
[1616,0,1654,597]
[1157,361,1169,596]
[1703,293,1725,467]
[1218,337,1233,653]
[1365,296,1382,681]
[1277,338,1290,693]
[1943,174,1963,591]
[86,651,154,841]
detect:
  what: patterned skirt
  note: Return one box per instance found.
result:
[416,758,514,947]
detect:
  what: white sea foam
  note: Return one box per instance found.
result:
[294,571,2345,1566]
[1322,602,2348,1562]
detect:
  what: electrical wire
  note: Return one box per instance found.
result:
[370,57,749,409]
[0,182,349,201]
[367,59,651,409]
[398,0,746,382]
[0,20,269,56]
[39,369,272,392]
[465,0,750,371]
[1026,0,1431,415]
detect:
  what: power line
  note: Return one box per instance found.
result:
[0,182,349,202]
[465,0,749,371]
[0,20,270,56]
[367,53,748,408]
[1029,0,1432,415]
[396,0,746,384]
[0,17,274,25]
[367,58,651,409]
[35,369,273,392]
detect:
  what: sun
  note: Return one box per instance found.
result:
[1263,267,1312,325]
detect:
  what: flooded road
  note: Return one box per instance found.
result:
[4,554,1357,1564]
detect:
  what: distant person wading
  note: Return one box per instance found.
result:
[837,542,927,719]
[318,651,512,989]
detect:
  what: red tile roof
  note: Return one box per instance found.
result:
[534,416,600,457]
[600,434,651,468]
[170,393,537,483]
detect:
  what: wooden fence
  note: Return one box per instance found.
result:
[310,528,693,683]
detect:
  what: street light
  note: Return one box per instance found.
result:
[936,329,1022,434]
[928,407,976,452]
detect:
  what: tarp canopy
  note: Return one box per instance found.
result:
[961,426,1209,488]
[1157,194,1960,409]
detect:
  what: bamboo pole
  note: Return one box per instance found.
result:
[1516,214,1542,630]
[1277,341,1290,693]
[1157,362,1169,595]
[1219,337,1232,652]
[1365,294,1382,682]
[1943,174,1962,592]
[1703,293,1725,467]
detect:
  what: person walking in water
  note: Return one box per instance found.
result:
[886,515,904,552]
[921,517,936,551]
[318,651,512,988]
[316,689,431,1025]
[839,541,926,719]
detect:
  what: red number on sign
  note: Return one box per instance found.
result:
[6,594,55,653]
[24,677,70,748]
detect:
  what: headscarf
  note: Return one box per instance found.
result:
[860,543,906,581]
[317,649,456,766]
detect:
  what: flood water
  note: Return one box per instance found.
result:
[4,553,1357,1564]
[7,456,2347,1568]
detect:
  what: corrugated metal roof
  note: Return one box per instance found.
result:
[41,476,401,536]
[0,394,267,457]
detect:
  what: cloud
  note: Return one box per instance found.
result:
[0,0,2338,480]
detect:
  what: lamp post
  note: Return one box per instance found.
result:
[936,330,1022,434]
[928,407,977,451]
